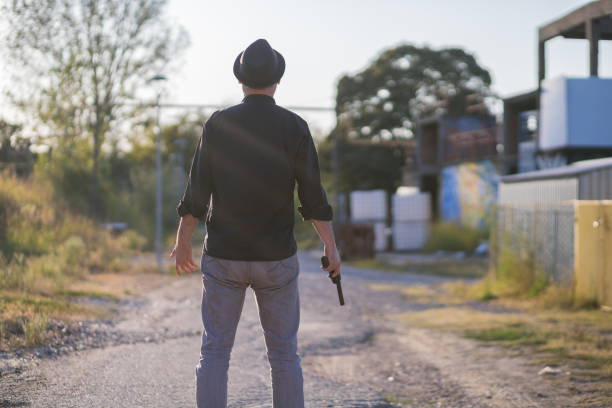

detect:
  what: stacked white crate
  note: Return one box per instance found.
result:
[349,190,388,251]
[392,191,431,250]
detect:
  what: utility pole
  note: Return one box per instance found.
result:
[155,95,162,272]
[150,74,167,272]
[332,125,341,223]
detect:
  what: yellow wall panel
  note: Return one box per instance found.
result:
[574,201,612,307]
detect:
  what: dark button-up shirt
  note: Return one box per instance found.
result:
[177,94,333,261]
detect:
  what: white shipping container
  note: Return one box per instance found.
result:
[392,192,431,221]
[350,190,387,221]
[373,222,388,252]
[393,221,429,250]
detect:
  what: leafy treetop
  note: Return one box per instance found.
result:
[335,44,492,141]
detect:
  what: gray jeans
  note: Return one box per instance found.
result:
[196,251,304,408]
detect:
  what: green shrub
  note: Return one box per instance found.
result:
[0,236,92,294]
[25,253,69,294]
[22,314,48,347]
[424,222,487,253]
[119,230,147,252]
[0,175,58,257]
[0,253,26,291]
[57,236,87,274]
[489,247,549,299]
[0,170,130,269]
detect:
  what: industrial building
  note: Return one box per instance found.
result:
[415,114,500,227]
[503,0,612,174]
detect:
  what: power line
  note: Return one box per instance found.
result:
[139,102,335,113]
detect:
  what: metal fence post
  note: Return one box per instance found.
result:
[553,209,558,281]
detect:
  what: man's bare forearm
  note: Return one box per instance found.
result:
[176,214,199,244]
[171,214,199,275]
[310,219,337,248]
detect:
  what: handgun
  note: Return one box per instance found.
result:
[321,255,345,306]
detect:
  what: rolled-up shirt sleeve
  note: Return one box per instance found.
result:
[176,118,214,220]
[295,120,333,221]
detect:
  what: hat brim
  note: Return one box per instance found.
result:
[233,50,285,89]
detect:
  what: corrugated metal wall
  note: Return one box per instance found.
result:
[498,178,578,204]
[578,167,612,199]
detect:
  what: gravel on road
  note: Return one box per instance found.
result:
[0,251,575,407]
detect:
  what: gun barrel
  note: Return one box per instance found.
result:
[336,279,345,305]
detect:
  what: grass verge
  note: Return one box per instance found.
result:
[56,289,120,303]
[0,292,104,351]
[0,172,150,351]
[349,257,488,279]
[423,222,489,253]
[375,279,612,404]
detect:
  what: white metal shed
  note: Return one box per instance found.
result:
[499,157,612,205]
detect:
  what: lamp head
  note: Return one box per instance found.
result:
[148,74,168,97]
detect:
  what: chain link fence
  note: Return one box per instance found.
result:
[494,203,575,284]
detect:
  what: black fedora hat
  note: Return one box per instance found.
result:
[233,39,285,89]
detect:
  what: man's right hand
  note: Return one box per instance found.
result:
[170,241,198,276]
[323,244,341,278]
[171,214,200,276]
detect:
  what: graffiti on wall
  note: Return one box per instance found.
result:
[441,160,499,229]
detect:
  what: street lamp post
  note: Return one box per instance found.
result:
[149,74,167,272]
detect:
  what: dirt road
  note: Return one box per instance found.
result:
[0,251,574,407]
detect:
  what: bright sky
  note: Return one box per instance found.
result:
[164,0,612,136]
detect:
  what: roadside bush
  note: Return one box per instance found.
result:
[22,314,48,347]
[0,174,58,257]
[1,235,122,295]
[0,172,130,293]
[24,250,73,295]
[424,222,487,253]
[0,253,26,291]
[119,230,148,252]
[85,228,127,272]
[0,318,24,345]
[57,236,87,275]
[488,247,549,299]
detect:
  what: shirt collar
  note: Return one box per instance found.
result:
[242,94,276,104]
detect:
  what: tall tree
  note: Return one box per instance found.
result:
[2,0,188,217]
[336,44,492,141]
[330,44,492,192]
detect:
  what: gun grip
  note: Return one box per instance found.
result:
[321,255,345,306]
[321,256,335,279]
[321,256,329,268]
